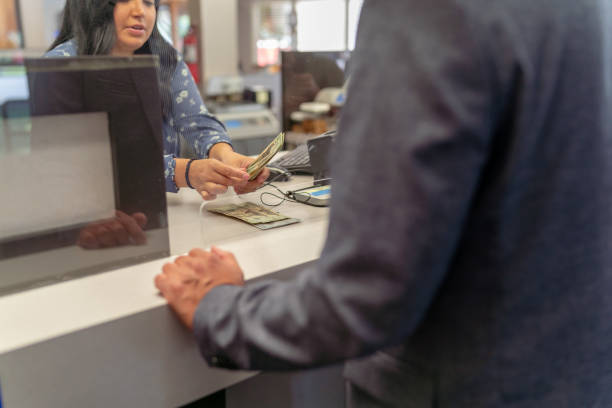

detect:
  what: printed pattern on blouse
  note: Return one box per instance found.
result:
[45,40,232,192]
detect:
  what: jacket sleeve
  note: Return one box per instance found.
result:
[193,0,495,370]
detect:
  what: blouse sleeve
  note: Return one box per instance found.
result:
[43,41,76,58]
[170,59,232,159]
[163,155,178,193]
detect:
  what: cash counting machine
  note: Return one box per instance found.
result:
[205,76,280,155]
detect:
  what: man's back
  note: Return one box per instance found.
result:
[183,1,612,406]
[344,0,612,405]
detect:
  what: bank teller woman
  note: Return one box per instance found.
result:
[45,0,269,201]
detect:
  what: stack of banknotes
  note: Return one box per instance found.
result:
[246,132,285,181]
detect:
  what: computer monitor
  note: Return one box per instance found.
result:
[280,50,350,132]
[307,130,335,186]
[0,56,170,295]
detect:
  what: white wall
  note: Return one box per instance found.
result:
[238,0,255,72]
[200,0,239,80]
[19,0,64,50]
[19,0,46,49]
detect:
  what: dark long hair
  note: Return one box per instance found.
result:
[49,0,177,120]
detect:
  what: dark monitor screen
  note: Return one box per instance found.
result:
[0,56,169,296]
[307,130,335,186]
[281,50,350,132]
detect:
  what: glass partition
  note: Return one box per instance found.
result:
[280,50,350,133]
[0,55,170,296]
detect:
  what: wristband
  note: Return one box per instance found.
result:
[185,159,196,189]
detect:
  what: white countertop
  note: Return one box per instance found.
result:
[0,176,329,407]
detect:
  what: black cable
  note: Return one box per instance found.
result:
[259,183,296,207]
[255,170,323,208]
[260,191,289,207]
[258,182,320,208]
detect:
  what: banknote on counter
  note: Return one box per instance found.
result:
[246,132,285,181]
[209,202,286,224]
[207,201,300,230]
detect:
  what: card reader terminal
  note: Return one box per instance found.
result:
[291,185,331,207]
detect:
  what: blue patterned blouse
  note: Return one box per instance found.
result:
[45,40,232,192]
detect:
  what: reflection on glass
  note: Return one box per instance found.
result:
[281,51,349,132]
[0,55,170,296]
[77,211,147,250]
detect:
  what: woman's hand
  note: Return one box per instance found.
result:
[209,143,270,195]
[187,158,250,201]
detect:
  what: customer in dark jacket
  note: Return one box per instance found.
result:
[156,0,612,406]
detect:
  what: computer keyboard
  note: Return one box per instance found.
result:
[269,143,312,173]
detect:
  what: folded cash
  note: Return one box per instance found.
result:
[207,202,289,225]
[253,217,300,230]
[246,132,285,181]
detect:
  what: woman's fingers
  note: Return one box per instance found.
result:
[200,191,217,201]
[209,159,250,185]
[191,159,248,187]
[198,182,228,200]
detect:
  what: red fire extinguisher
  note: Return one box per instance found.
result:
[183,25,200,84]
